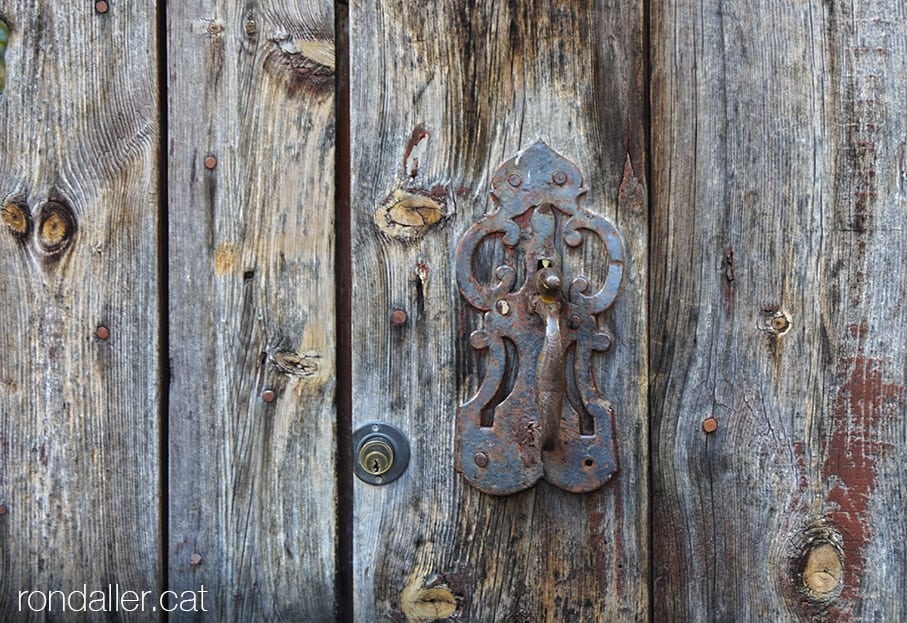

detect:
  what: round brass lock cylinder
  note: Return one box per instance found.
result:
[358,437,394,476]
[353,422,410,485]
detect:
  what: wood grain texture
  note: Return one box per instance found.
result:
[167,1,337,620]
[650,0,907,620]
[349,1,648,620]
[0,2,160,619]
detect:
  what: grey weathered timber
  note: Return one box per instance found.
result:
[167,1,337,620]
[650,0,907,620]
[0,3,160,620]
[349,1,648,620]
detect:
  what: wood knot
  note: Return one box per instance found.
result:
[264,28,334,97]
[791,522,844,607]
[270,351,319,377]
[376,189,446,240]
[2,201,31,240]
[802,543,842,598]
[37,201,77,256]
[401,576,458,623]
[769,311,791,335]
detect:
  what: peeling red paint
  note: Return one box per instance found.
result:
[822,352,904,621]
[791,441,809,502]
[33,443,48,467]
[427,185,447,200]
[402,127,430,177]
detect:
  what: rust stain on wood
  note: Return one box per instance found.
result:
[722,246,734,316]
[589,511,608,596]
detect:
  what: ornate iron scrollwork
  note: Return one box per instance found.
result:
[455,140,625,495]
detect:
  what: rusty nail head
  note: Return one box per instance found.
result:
[568,315,581,330]
[552,170,567,185]
[204,155,218,170]
[507,173,522,188]
[95,325,110,340]
[702,417,718,434]
[474,452,488,468]
[189,553,202,566]
[95,0,109,13]
[390,309,407,326]
[262,389,276,403]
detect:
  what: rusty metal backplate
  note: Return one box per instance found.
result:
[454,140,624,495]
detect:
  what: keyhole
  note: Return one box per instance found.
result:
[357,436,394,477]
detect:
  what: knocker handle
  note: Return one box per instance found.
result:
[532,266,565,452]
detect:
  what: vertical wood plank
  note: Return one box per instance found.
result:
[349,1,648,620]
[0,2,160,619]
[651,0,907,619]
[167,1,337,619]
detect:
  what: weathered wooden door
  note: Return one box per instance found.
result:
[347,0,648,619]
[1,1,906,621]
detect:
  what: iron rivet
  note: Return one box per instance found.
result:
[189,553,202,566]
[474,452,489,468]
[702,417,718,434]
[95,0,109,14]
[568,315,581,330]
[391,308,407,326]
[495,300,510,315]
[507,173,522,187]
[261,389,276,403]
[204,155,218,170]
[552,170,567,185]
[95,325,110,340]
[371,424,380,432]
